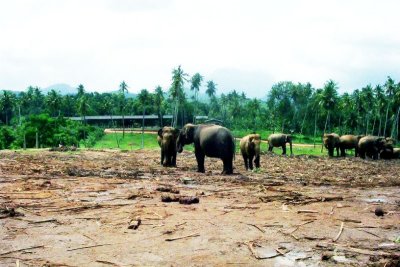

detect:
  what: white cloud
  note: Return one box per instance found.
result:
[0,0,399,96]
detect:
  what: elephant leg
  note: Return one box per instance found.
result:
[222,157,233,175]
[340,147,345,157]
[355,147,358,157]
[336,147,340,157]
[172,152,177,167]
[254,154,260,169]
[328,148,333,157]
[161,149,165,166]
[359,149,366,159]
[268,145,273,152]
[282,145,286,155]
[195,150,205,173]
[248,155,254,170]
[242,154,249,170]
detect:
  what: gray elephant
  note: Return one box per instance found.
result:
[323,133,340,157]
[240,134,261,170]
[157,126,179,167]
[267,133,293,155]
[176,124,235,174]
[358,136,392,160]
[339,134,364,157]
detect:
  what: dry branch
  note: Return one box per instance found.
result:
[0,245,44,256]
[333,222,344,242]
[165,233,199,241]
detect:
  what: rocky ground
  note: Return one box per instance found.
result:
[0,149,399,266]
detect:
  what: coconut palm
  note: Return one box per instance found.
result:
[190,73,203,121]
[206,80,217,99]
[383,76,395,137]
[119,81,129,137]
[154,86,164,127]
[169,66,188,127]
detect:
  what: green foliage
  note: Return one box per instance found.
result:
[0,126,16,149]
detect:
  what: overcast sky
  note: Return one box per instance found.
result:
[1,0,399,97]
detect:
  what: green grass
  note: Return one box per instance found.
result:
[231,129,322,145]
[93,133,160,150]
[92,132,333,156]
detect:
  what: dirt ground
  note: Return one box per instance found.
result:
[0,149,399,267]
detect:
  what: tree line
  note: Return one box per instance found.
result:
[1,66,400,148]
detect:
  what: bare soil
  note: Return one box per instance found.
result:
[0,150,399,266]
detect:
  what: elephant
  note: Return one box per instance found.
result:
[323,133,340,157]
[339,135,364,157]
[157,126,179,167]
[267,133,293,155]
[176,124,235,174]
[358,136,392,160]
[240,134,261,170]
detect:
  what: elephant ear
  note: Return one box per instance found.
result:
[158,128,163,138]
[184,125,195,140]
[249,135,254,143]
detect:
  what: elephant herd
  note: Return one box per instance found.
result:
[323,133,399,160]
[157,124,294,174]
[157,124,399,174]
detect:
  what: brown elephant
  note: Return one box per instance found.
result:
[323,133,340,157]
[157,126,179,167]
[358,136,392,160]
[339,135,363,157]
[267,133,293,155]
[176,124,235,174]
[240,134,261,170]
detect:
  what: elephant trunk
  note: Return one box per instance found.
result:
[289,141,293,155]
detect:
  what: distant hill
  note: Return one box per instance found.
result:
[42,84,77,95]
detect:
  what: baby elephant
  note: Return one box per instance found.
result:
[157,126,179,167]
[240,134,261,170]
[267,133,293,155]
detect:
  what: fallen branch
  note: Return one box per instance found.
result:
[333,222,344,242]
[0,245,44,256]
[297,209,318,214]
[95,260,119,266]
[165,233,199,242]
[245,242,280,259]
[29,219,58,224]
[246,223,265,233]
[67,243,113,251]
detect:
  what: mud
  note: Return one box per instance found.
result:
[0,150,399,266]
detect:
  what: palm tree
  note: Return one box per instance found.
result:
[77,95,89,139]
[169,66,188,127]
[138,89,152,149]
[154,86,164,127]
[383,76,395,137]
[319,80,339,134]
[45,89,62,117]
[206,80,217,99]
[77,84,85,98]
[0,91,16,125]
[119,81,129,137]
[190,73,203,122]
[374,85,385,136]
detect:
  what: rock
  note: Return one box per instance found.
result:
[375,207,385,217]
[161,194,180,202]
[179,196,199,205]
